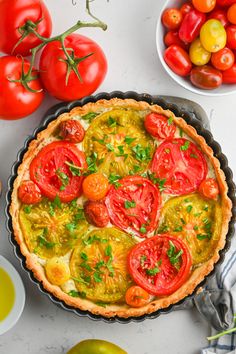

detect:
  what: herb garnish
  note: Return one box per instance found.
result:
[81,112,99,123]
[124,136,136,145]
[124,200,136,209]
[37,227,55,249]
[167,241,183,265]
[108,173,122,189]
[180,141,190,151]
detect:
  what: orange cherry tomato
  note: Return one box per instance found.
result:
[59,119,85,143]
[199,178,219,200]
[211,47,235,70]
[192,0,216,13]
[18,180,42,204]
[162,8,183,30]
[125,286,150,308]
[227,4,236,24]
[82,173,109,200]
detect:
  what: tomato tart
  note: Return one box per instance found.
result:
[10,98,232,318]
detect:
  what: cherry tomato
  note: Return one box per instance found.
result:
[161,8,183,30]
[105,176,161,237]
[67,339,127,354]
[144,112,176,139]
[226,25,236,49]
[200,19,227,52]
[164,45,192,76]
[190,65,223,89]
[199,178,219,200]
[128,235,192,296]
[180,2,194,16]
[150,138,208,195]
[208,9,229,27]
[192,0,216,13]
[18,180,42,204]
[59,119,85,143]
[216,0,236,6]
[222,63,236,83]
[0,0,52,56]
[189,38,211,66]
[30,141,87,202]
[0,56,44,120]
[82,173,109,201]
[179,9,206,43]
[84,200,109,227]
[125,286,150,308]
[211,47,235,70]
[164,31,188,50]
[39,34,107,101]
[227,4,236,24]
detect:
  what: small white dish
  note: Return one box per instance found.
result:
[156,0,236,96]
[0,256,25,335]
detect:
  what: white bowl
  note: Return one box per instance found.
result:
[156,0,236,96]
[0,256,25,335]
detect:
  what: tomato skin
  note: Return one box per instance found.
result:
[216,0,236,6]
[190,65,223,89]
[199,178,219,200]
[226,25,236,49]
[39,34,107,101]
[164,45,192,76]
[84,200,109,227]
[180,2,194,16]
[227,4,236,24]
[208,9,229,27]
[161,8,183,30]
[179,9,206,43]
[211,47,235,70]
[192,0,216,13]
[30,141,87,202]
[144,112,176,139]
[0,56,44,120]
[128,235,192,296]
[18,180,42,204]
[82,173,109,201]
[0,0,52,56]
[222,63,236,83]
[164,31,188,50]
[59,119,85,143]
[67,340,127,354]
[125,286,150,308]
[189,38,211,66]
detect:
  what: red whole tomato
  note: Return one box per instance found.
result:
[59,119,85,143]
[105,176,161,237]
[164,31,188,50]
[199,178,219,200]
[18,180,42,204]
[144,112,176,140]
[211,47,235,70]
[227,4,236,24]
[222,63,236,83]
[128,235,192,296]
[150,138,208,195]
[208,9,229,27]
[180,2,194,16]
[179,9,206,43]
[0,0,52,56]
[161,8,183,30]
[39,34,107,101]
[164,45,192,76]
[0,56,44,120]
[190,65,223,89]
[226,25,236,49]
[30,141,87,202]
[216,0,236,6]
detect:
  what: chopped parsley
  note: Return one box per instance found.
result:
[81,112,99,123]
[108,173,122,189]
[107,116,117,127]
[179,128,183,137]
[68,290,86,298]
[197,234,211,240]
[180,141,190,151]
[124,136,136,145]
[190,153,198,159]
[174,226,183,232]
[106,143,114,152]
[148,172,166,192]
[167,241,183,265]
[93,272,102,283]
[83,234,102,246]
[65,222,76,233]
[146,266,160,276]
[86,152,98,174]
[51,195,62,210]
[140,255,147,267]
[105,244,112,257]
[80,252,88,261]
[65,161,82,176]
[37,228,55,249]
[24,205,32,214]
[124,200,136,209]
[186,205,193,213]
[168,116,173,125]
[139,224,147,234]
[56,169,69,191]
[132,144,151,162]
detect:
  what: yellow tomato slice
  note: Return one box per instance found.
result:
[158,193,222,266]
[19,199,88,259]
[83,109,154,177]
[70,227,136,303]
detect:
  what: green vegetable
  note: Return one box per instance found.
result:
[67,339,127,354]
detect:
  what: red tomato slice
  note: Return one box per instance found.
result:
[151,138,207,195]
[128,234,192,296]
[30,141,87,202]
[105,176,161,237]
[144,113,176,140]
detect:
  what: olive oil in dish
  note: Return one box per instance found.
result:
[0,267,15,321]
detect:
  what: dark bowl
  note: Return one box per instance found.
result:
[5,91,236,323]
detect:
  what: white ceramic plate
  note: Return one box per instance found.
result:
[0,256,25,335]
[156,0,236,96]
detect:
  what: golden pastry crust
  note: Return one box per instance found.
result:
[10,98,232,318]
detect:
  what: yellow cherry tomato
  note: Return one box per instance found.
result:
[189,38,211,65]
[45,258,70,286]
[67,340,127,354]
[200,19,226,53]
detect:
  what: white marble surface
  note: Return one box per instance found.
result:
[0,0,236,353]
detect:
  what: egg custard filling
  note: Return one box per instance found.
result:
[10,98,232,318]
